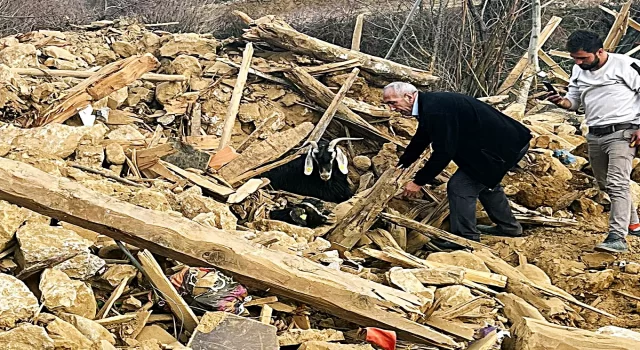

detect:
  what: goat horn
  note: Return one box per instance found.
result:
[300,140,319,151]
[328,137,363,150]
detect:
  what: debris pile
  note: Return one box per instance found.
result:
[0,9,639,350]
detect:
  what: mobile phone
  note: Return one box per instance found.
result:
[543,81,557,94]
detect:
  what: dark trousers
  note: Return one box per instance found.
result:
[447,170,521,240]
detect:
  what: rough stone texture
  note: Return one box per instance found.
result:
[177,187,237,230]
[390,117,418,138]
[0,200,29,251]
[15,223,92,274]
[44,57,79,70]
[434,285,475,311]
[111,41,137,57]
[3,124,108,158]
[0,273,39,328]
[39,268,97,319]
[159,33,218,58]
[75,144,105,168]
[248,219,315,242]
[426,251,491,272]
[53,253,106,280]
[278,329,344,346]
[352,156,372,171]
[0,324,55,350]
[625,262,640,274]
[42,46,78,61]
[0,43,37,67]
[58,313,116,345]
[100,264,137,287]
[131,189,172,212]
[136,325,178,344]
[190,312,278,350]
[126,87,154,107]
[372,142,399,175]
[36,313,93,350]
[155,81,185,105]
[567,270,615,294]
[299,342,375,350]
[105,143,126,165]
[106,125,145,141]
[169,55,202,78]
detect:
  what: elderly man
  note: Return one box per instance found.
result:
[383,82,531,249]
[547,30,640,253]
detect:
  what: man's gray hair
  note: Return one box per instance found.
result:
[383,82,418,95]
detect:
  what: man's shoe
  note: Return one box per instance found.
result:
[594,234,628,253]
[629,223,640,237]
[477,225,522,237]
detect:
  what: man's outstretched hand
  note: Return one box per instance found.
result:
[546,93,572,109]
[403,181,422,198]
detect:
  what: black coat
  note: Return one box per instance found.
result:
[398,92,532,188]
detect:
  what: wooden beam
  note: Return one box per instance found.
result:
[219,43,254,150]
[303,59,361,75]
[307,68,360,142]
[285,67,399,146]
[548,50,571,59]
[190,102,202,137]
[239,13,438,86]
[497,16,562,93]
[260,305,273,325]
[0,157,459,348]
[37,54,159,126]
[603,1,632,52]
[138,249,199,333]
[351,13,365,51]
[380,212,493,252]
[160,160,234,198]
[626,44,640,57]
[96,277,130,319]
[11,67,186,82]
[538,50,569,83]
[600,5,640,32]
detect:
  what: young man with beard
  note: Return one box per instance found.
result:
[382,82,531,250]
[548,30,640,253]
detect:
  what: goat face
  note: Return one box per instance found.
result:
[304,138,362,181]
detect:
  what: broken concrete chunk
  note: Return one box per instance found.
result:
[169,55,202,77]
[39,268,97,319]
[390,117,418,138]
[75,144,105,168]
[0,273,39,328]
[53,253,106,280]
[353,155,372,171]
[155,81,185,105]
[0,200,28,251]
[190,312,278,350]
[15,223,92,275]
[106,125,145,142]
[36,313,94,350]
[0,43,37,67]
[279,329,345,346]
[159,33,218,58]
[177,188,237,230]
[434,285,474,311]
[42,46,78,61]
[58,313,116,345]
[426,251,491,273]
[105,142,126,165]
[136,325,178,344]
[249,219,315,242]
[126,86,154,106]
[6,123,108,159]
[299,342,375,350]
[100,264,138,287]
[44,57,80,70]
[111,41,137,57]
[131,189,172,212]
[372,143,399,175]
[0,324,55,350]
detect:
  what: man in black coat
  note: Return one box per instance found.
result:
[382,82,532,248]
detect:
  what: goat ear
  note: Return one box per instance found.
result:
[304,147,314,175]
[336,147,349,174]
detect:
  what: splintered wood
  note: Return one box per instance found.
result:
[37,54,159,126]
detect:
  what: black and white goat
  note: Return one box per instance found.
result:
[263,137,361,203]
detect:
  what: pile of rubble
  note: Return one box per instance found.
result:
[0,11,640,350]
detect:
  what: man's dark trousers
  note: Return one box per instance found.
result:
[446,145,528,241]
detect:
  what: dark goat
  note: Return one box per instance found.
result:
[263,138,360,203]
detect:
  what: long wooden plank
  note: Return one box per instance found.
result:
[0,157,459,348]
[219,43,254,150]
[11,67,186,82]
[603,1,632,52]
[160,161,234,197]
[96,277,130,319]
[37,54,159,126]
[351,14,366,51]
[380,212,493,252]
[218,122,314,181]
[138,249,199,333]
[497,16,562,93]
[600,4,640,32]
[538,50,569,83]
[239,13,438,86]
